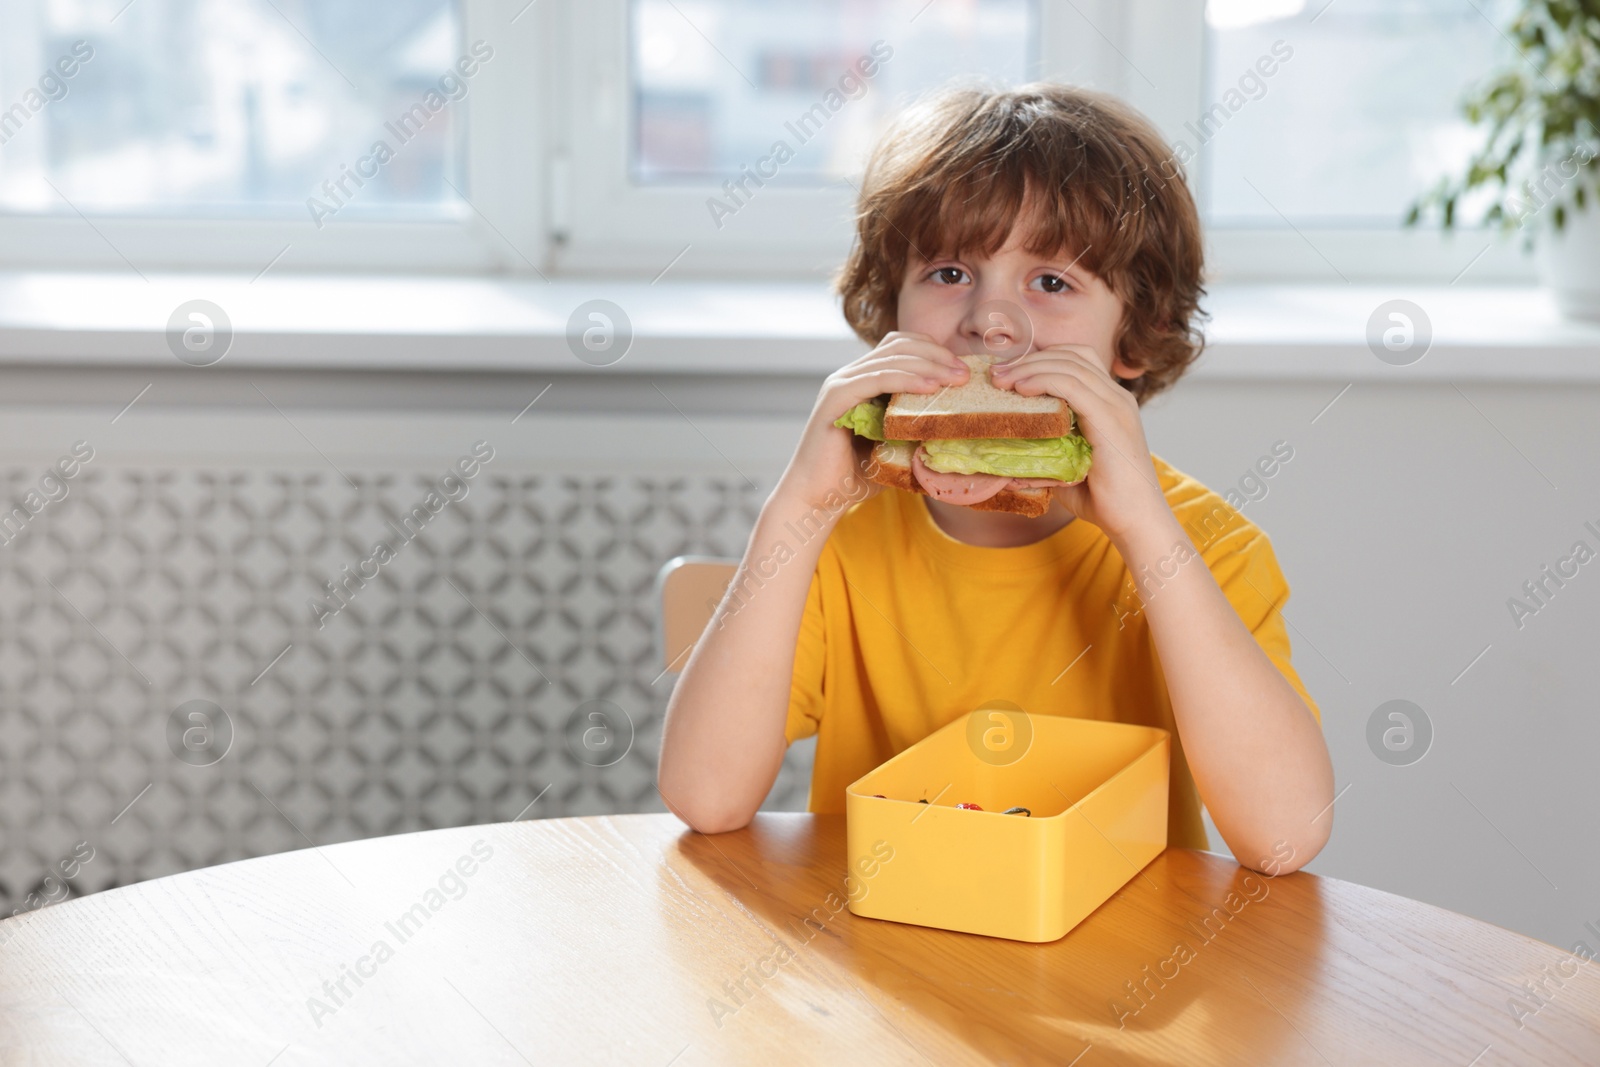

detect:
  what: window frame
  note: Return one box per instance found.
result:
[0,0,1537,284]
[552,0,1071,279]
[551,0,1534,284]
[0,0,547,275]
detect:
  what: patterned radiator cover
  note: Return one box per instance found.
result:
[0,408,816,913]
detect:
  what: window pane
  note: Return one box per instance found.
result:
[0,0,466,216]
[631,0,1035,183]
[1201,0,1520,227]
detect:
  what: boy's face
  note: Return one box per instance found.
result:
[895,221,1140,382]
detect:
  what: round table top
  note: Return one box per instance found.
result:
[1,813,1596,1066]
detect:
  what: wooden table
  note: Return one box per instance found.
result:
[2,814,1596,1066]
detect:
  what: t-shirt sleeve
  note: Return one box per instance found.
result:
[785,566,827,743]
[1208,529,1322,725]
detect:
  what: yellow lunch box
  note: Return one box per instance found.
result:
[845,709,1170,942]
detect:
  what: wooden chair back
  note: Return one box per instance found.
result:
[656,556,737,674]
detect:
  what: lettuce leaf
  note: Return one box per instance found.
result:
[922,435,1093,483]
[832,398,887,441]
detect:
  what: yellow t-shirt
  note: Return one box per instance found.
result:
[784,455,1321,851]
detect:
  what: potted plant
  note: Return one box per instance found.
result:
[1404,0,1599,321]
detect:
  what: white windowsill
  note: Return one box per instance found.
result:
[0,271,1596,381]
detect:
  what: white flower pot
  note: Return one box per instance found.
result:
[1535,198,1600,323]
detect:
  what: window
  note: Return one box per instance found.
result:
[1192,0,1533,282]
[630,0,1032,182]
[553,0,1040,277]
[1201,0,1519,226]
[0,0,533,272]
[0,0,1543,281]
[0,0,465,216]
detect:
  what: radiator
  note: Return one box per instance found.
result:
[0,399,817,912]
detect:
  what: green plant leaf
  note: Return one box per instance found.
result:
[1408,0,1600,237]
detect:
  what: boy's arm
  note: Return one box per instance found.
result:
[1115,517,1334,872]
[657,334,970,833]
[996,347,1335,873]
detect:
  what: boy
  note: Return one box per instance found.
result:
[658,83,1334,874]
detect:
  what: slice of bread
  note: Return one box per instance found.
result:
[867,440,1053,518]
[883,354,1071,440]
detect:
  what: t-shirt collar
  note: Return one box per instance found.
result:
[903,491,1105,573]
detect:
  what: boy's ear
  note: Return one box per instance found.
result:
[1107,307,1144,381]
[1111,351,1146,382]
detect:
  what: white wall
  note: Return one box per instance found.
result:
[1143,378,1600,949]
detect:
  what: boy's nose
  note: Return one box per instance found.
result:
[958,299,1033,363]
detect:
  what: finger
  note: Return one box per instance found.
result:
[1007,372,1126,415]
[873,335,964,368]
[988,342,1093,371]
[1022,343,1105,368]
[1004,372,1134,437]
[1004,368,1099,405]
[837,368,958,408]
[1002,360,1130,410]
[873,350,969,374]
[992,347,1109,386]
[842,352,969,383]
[1036,342,1104,362]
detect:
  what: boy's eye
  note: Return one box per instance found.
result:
[930,266,968,285]
[1032,274,1071,294]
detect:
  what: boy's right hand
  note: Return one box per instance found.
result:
[773,331,969,514]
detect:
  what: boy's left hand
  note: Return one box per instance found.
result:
[989,344,1173,544]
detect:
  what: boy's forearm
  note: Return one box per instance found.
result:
[657,491,835,832]
[1113,516,1335,872]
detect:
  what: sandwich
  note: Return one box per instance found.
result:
[833,354,1093,517]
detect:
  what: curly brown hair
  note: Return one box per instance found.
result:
[835,82,1207,403]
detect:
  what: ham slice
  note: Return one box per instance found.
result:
[1009,476,1081,489]
[911,444,1011,505]
[909,444,1084,505]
